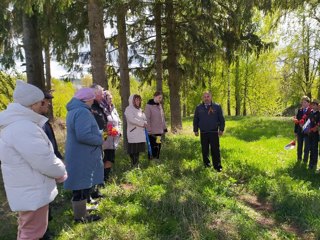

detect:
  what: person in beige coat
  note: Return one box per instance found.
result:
[124,94,147,167]
[145,91,167,159]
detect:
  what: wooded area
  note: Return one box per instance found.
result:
[0,0,320,132]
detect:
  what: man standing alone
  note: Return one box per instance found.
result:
[193,91,225,171]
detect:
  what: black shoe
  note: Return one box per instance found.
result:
[91,191,104,199]
[87,197,99,204]
[204,163,211,168]
[74,214,101,223]
[214,166,223,172]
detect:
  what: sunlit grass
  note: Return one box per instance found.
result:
[1,116,320,239]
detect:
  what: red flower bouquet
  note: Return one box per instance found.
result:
[105,123,118,137]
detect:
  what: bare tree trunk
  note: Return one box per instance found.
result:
[242,52,249,116]
[154,1,163,93]
[88,0,107,89]
[44,45,54,121]
[234,55,241,115]
[227,63,231,116]
[44,45,51,90]
[165,0,182,133]
[303,25,311,98]
[117,5,130,150]
[22,12,45,90]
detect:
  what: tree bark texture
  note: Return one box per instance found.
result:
[88,0,107,89]
[22,12,45,90]
[234,55,241,116]
[117,5,130,150]
[165,0,182,133]
[154,1,163,93]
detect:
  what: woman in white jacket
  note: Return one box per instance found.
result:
[124,94,147,166]
[0,80,67,239]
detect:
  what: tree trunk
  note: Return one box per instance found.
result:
[234,55,241,116]
[165,0,182,133]
[227,63,231,116]
[44,44,54,121]
[22,12,45,90]
[242,52,249,116]
[44,45,51,90]
[117,5,130,150]
[88,0,107,89]
[154,1,163,93]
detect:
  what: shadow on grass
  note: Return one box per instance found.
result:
[226,117,293,142]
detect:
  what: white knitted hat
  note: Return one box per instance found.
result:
[13,80,44,107]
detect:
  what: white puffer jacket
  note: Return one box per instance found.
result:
[124,95,147,143]
[0,103,66,211]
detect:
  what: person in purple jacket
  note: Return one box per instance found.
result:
[193,91,225,171]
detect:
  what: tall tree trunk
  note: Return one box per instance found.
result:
[303,25,311,98]
[234,55,241,115]
[242,52,249,116]
[117,5,130,150]
[88,0,107,89]
[154,1,163,93]
[22,12,45,89]
[165,0,182,133]
[44,44,54,121]
[227,63,231,116]
[44,45,51,90]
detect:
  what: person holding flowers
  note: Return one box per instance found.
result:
[294,96,312,162]
[101,90,121,182]
[89,84,107,199]
[307,99,320,170]
[294,95,311,163]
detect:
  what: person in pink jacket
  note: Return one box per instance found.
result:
[145,91,167,159]
[124,94,147,167]
[0,80,67,240]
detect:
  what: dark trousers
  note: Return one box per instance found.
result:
[297,133,310,162]
[72,188,91,201]
[149,134,162,159]
[130,153,140,166]
[200,132,221,168]
[309,133,319,168]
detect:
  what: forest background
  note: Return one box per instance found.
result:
[0,0,320,132]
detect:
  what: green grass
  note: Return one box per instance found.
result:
[1,116,320,239]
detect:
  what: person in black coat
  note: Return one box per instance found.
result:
[294,96,311,163]
[193,91,225,172]
[39,91,63,239]
[307,99,320,170]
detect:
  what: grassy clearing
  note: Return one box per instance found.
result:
[1,116,320,239]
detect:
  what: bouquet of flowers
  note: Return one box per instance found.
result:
[293,108,311,126]
[105,122,118,137]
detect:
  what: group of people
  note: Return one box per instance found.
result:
[294,96,320,170]
[0,80,225,239]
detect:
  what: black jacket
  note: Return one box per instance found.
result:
[193,102,225,133]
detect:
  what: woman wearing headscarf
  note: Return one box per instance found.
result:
[63,88,103,223]
[101,90,121,181]
[124,94,147,167]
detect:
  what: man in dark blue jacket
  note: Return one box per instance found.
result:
[193,91,225,171]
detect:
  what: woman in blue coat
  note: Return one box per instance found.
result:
[64,88,103,223]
